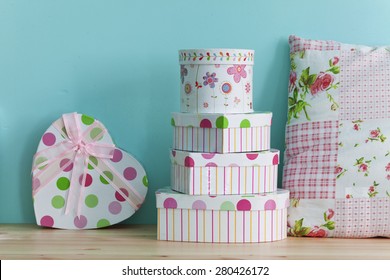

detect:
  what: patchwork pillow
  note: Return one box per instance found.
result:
[283,35,390,238]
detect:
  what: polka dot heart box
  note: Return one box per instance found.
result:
[156,188,289,243]
[179,49,254,114]
[171,112,272,153]
[31,112,148,229]
[171,149,279,195]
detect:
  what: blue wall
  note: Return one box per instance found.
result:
[2,0,390,224]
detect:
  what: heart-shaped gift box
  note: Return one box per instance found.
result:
[32,112,148,229]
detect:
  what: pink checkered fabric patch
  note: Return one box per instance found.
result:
[334,198,390,238]
[283,121,338,199]
[289,35,341,53]
[339,49,390,120]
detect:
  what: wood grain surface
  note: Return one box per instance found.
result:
[1,224,390,260]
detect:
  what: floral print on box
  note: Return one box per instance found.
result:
[288,51,340,124]
[227,65,247,83]
[179,49,254,114]
[203,72,218,88]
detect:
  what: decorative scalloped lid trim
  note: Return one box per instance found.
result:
[179,49,254,65]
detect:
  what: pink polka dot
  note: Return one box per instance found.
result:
[201,153,215,159]
[192,200,207,210]
[111,149,123,163]
[200,119,212,128]
[264,199,276,210]
[184,156,195,167]
[273,154,279,165]
[115,188,129,202]
[246,153,259,160]
[109,201,122,214]
[40,215,54,227]
[32,177,40,191]
[205,162,217,167]
[42,132,56,146]
[163,198,177,209]
[237,199,251,211]
[74,215,88,228]
[171,150,176,157]
[123,167,137,180]
[229,163,239,167]
[79,173,93,187]
[60,158,73,172]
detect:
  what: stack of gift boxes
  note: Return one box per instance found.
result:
[156,49,289,243]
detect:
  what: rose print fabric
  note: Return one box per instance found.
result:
[284,35,390,238]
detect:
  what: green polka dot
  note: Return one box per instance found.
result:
[142,175,148,187]
[100,171,113,184]
[97,219,110,228]
[61,127,68,138]
[56,177,70,191]
[51,195,65,209]
[85,194,98,208]
[220,201,235,211]
[170,118,175,126]
[90,127,103,141]
[81,114,95,125]
[216,116,229,129]
[35,157,48,170]
[88,156,98,170]
[240,119,251,128]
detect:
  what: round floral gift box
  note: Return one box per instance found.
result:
[179,49,254,114]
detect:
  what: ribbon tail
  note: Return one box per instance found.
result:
[64,151,85,216]
[90,158,143,210]
[76,155,90,217]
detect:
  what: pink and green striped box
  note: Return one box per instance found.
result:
[171,149,279,195]
[171,112,272,153]
[156,188,289,243]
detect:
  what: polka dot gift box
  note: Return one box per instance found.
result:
[179,49,254,114]
[171,149,279,195]
[171,111,272,153]
[156,188,289,243]
[32,112,148,229]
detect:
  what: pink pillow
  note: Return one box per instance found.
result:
[284,35,390,237]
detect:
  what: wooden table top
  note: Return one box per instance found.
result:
[1,224,390,260]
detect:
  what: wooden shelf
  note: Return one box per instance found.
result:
[1,224,390,260]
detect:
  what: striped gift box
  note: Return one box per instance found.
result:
[171,112,272,153]
[156,188,289,243]
[171,149,279,195]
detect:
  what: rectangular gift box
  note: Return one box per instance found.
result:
[156,188,289,243]
[171,149,279,195]
[179,49,254,114]
[171,112,272,153]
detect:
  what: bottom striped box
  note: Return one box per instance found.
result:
[156,188,289,243]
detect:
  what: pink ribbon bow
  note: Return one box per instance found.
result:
[32,112,143,217]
